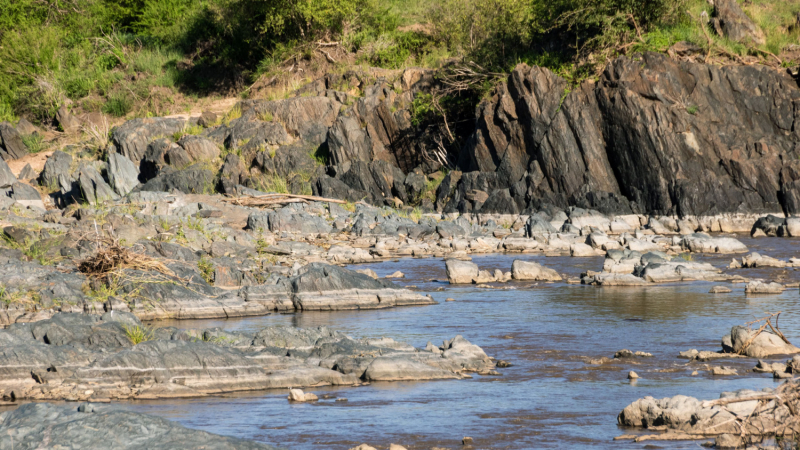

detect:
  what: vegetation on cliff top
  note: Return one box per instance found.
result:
[1,0,797,125]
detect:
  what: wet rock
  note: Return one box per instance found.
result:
[349,445,378,450]
[446,259,479,284]
[711,366,738,376]
[288,388,318,402]
[709,286,732,294]
[627,371,639,379]
[744,280,784,294]
[385,271,404,279]
[0,402,276,449]
[511,260,561,281]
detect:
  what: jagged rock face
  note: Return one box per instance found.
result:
[111,117,185,164]
[456,53,800,216]
[0,122,28,161]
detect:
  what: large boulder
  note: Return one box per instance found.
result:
[247,208,332,234]
[111,117,185,164]
[713,0,766,45]
[723,326,800,358]
[445,259,479,284]
[39,150,73,189]
[136,165,214,195]
[107,152,140,196]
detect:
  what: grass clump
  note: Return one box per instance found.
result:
[173,124,204,141]
[21,133,47,154]
[123,324,155,345]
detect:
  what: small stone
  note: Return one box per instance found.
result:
[335,397,348,402]
[496,360,512,368]
[627,371,639,379]
[445,298,455,302]
[385,271,405,278]
[349,445,377,450]
[709,285,732,293]
[462,437,474,445]
[389,445,408,450]
[691,371,699,376]
[77,403,95,413]
[711,366,738,376]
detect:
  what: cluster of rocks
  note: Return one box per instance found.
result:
[445,259,562,284]
[618,381,800,447]
[0,312,496,402]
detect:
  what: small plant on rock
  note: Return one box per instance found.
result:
[198,256,214,284]
[123,324,154,345]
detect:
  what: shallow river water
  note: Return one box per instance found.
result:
[18,236,800,449]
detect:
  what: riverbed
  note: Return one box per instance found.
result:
[103,236,797,449]
[5,236,799,449]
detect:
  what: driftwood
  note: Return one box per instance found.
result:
[222,193,354,208]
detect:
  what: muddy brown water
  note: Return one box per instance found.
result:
[7,235,800,449]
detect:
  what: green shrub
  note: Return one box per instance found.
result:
[21,134,47,154]
[103,92,133,117]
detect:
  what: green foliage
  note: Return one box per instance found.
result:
[198,256,214,284]
[103,92,133,117]
[21,133,47,154]
[678,252,694,261]
[173,124,204,141]
[123,324,155,345]
[686,105,698,115]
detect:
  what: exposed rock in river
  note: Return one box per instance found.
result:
[0,312,495,401]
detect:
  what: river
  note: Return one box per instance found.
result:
[106,236,800,449]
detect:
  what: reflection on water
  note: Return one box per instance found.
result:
[26,237,800,448]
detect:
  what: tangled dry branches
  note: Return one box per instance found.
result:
[77,237,173,280]
[738,311,791,355]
